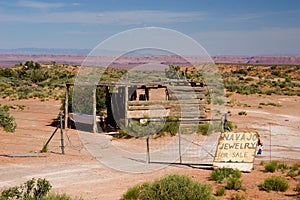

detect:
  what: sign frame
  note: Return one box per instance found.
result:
[213,131,259,172]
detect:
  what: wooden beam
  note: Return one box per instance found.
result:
[124,85,128,127]
[92,87,98,133]
[65,80,207,87]
[64,84,69,129]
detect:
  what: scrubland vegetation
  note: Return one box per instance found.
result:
[122,163,300,199]
[1,62,299,134]
[1,62,299,102]
[218,64,300,96]
[0,104,17,132]
[0,178,83,200]
[262,160,300,178]
[1,61,300,200]
[122,174,216,200]
[0,61,76,101]
[2,162,299,200]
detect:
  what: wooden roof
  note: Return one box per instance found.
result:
[66,79,205,87]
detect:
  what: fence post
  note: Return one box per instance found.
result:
[92,87,98,133]
[64,84,69,129]
[124,85,129,127]
[41,127,59,153]
[269,123,272,162]
[146,136,150,164]
[60,112,65,154]
[178,128,182,164]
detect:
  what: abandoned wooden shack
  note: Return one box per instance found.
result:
[65,79,207,133]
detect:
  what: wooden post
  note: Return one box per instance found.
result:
[41,126,59,153]
[269,123,272,162]
[124,85,128,127]
[146,136,150,164]
[92,87,98,133]
[64,84,69,129]
[60,112,65,154]
[178,127,182,164]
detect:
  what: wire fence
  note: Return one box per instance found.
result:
[2,108,300,165]
[0,110,85,154]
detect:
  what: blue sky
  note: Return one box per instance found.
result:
[0,0,300,55]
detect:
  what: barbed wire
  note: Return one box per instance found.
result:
[1,107,299,158]
[0,110,84,153]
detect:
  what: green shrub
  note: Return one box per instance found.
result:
[0,105,17,132]
[233,69,248,76]
[238,111,247,116]
[235,85,259,95]
[34,178,52,199]
[242,103,251,108]
[286,170,297,178]
[259,102,281,107]
[0,61,77,101]
[277,163,289,171]
[268,102,281,107]
[210,168,241,183]
[291,163,300,171]
[226,177,243,190]
[160,116,179,136]
[226,121,237,130]
[259,176,289,192]
[264,161,279,173]
[115,129,133,139]
[259,161,265,166]
[0,178,81,200]
[213,98,225,105]
[1,104,25,111]
[215,187,226,196]
[42,193,84,200]
[265,90,274,95]
[0,68,17,78]
[1,178,51,199]
[270,65,277,70]
[122,174,216,200]
[120,117,170,138]
[198,122,222,136]
[122,185,140,200]
[198,123,210,135]
[245,77,254,82]
[230,193,247,200]
[115,117,179,138]
[271,70,281,77]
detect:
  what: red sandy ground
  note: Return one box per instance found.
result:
[0,94,300,200]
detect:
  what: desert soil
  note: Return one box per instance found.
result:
[0,94,300,200]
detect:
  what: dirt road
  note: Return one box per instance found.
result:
[0,95,299,199]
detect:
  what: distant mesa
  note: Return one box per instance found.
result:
[0,48,299,68]
[212,56,300,65]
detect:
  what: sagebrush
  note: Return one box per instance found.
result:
[122,174,216,200]
[0,178,83,200]
[259,176,289,192]
[210,168,242,183]
[0,105,17,132]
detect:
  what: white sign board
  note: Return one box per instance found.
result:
[213,132,258,172]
